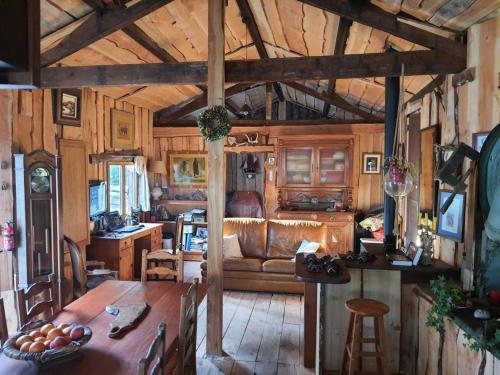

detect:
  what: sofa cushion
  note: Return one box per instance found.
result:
[200,258,264,272]
[267,220,327,259]
[224,218,267,259]
[262,259,295,274]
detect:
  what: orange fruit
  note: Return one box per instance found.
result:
[40,323,54,336]
[15,335,33,349]
[20,342,32,352]
[29,330,43,339]
[29,342,45,353]
[47,328,63,340]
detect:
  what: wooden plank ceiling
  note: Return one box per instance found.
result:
[40,0,498,120]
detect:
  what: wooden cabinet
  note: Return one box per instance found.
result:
[119,247,133,280]
[279,140,353,188]
[151,226,162,250]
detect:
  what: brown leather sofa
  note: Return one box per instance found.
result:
[200,218,327,294]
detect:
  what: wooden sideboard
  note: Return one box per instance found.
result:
[276,210,354,253]
[86,223,163,280]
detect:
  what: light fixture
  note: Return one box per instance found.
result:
[148,160,167,201]
[239,17,252,118]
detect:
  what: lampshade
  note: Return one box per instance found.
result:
[149,160,167,175]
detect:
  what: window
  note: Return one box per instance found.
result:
[107,162,138,215]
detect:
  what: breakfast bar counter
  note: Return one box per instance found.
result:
[297,244,457,373]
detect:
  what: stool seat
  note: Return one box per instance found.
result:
[345,298,389,316]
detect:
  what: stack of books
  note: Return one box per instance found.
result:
[182,209,206,223]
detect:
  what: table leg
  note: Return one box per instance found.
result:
[303,282,317,368]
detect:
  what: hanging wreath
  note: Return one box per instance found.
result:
[197,105,231,142]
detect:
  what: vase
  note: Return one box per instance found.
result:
[383,168,414,197]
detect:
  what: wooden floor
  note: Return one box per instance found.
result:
[184,261,314,375]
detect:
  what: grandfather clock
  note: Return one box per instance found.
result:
[14,150,63,309]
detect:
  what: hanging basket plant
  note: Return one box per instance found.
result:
[383,156,418,197]
[197,105,231,142]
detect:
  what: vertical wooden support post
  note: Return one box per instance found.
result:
[266,83,273,120]
[206,0,225,357]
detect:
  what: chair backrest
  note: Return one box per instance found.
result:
[64,235,87,298]
[177,278,199,375]
[137,323,166,375]
[175,214,185,252]
[16,274,57,327]
[141,249,184,283]
[0,297,8,344]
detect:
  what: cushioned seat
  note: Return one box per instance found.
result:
[201,258,264,272]
[262,259,295,274]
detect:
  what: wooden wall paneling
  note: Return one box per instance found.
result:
[400,284,419,375]
[322,268,362,371]
[362,270,401,374]
[95,92,105,180]
[31,91,43,151]
[417,297,440,375]
[0,91,14,293]
[42,90,58,155]
[104,95,113,152]
[356,133,373,211]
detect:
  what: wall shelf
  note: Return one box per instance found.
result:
[152,200,207,206]
[224,145,275,153]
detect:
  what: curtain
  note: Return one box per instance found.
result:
[134,156,150,211]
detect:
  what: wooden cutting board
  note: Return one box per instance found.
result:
[105,302,149,338]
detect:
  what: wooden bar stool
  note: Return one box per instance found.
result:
[341,298,390,375]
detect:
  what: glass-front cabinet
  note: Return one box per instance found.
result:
[14,151,63,308]
[279,140,353,188]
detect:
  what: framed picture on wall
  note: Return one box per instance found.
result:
[111,109,135,149]
[53,88,81,126]
[437,190,466,242]
[362,153,381,174]
[472,131,489,152]
[169,153,208,186]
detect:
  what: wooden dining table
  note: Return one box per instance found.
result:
[1,280,207,375]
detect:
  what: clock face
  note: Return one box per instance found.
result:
[31,168,51,194]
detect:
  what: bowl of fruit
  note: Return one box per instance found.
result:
[2,320,92,366]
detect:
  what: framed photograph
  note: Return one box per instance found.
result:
[472,131,489,152]
[53,89,81,126]
[437,190,466,242]
[196,227,208,238]
[169,153,208,186]
[362,153,381,174]
[111,109,135,149]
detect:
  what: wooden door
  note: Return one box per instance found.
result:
[60,139,89,245]
[405,112,421,245]
[280,147,314,187]
[119,247,133,281]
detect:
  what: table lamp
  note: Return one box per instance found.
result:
[149,160,167,200]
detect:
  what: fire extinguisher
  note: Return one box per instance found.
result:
[1,220,15,251]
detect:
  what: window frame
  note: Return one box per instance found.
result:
[106,161,138,215]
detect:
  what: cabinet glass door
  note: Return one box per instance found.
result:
[284,149,313,185]
[318,148,347,185]
[31,200,53,278]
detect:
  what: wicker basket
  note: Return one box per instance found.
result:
[1,320,92,366]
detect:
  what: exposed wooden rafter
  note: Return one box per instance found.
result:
[155,83,255,124]
[322,17,352,118]
[235,0,284,102]
[41,0,174,67]
[283,81,383,122]
[407,75,445,103]
[40,50,466,88]
[155,118,383,127]
[297,0,466,59]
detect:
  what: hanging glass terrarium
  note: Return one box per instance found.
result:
[383,156,417,197]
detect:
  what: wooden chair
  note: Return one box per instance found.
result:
[177,278,199,375]
[0,297,8,344]
[137,323,166,375]
[64,236,118,298]
[141,248,184,283]
[16,274,57,327]
[341,298,390,375]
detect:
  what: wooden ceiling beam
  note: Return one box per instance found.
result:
[407,74,445,103]
[235,0,284,102]
[297,0,465,59]
[154,83,255,124]
[40,50,465,88]
[155,118,383,127]
[41,0,174,67]
[322,16,352,118]
[284,81,382,122]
